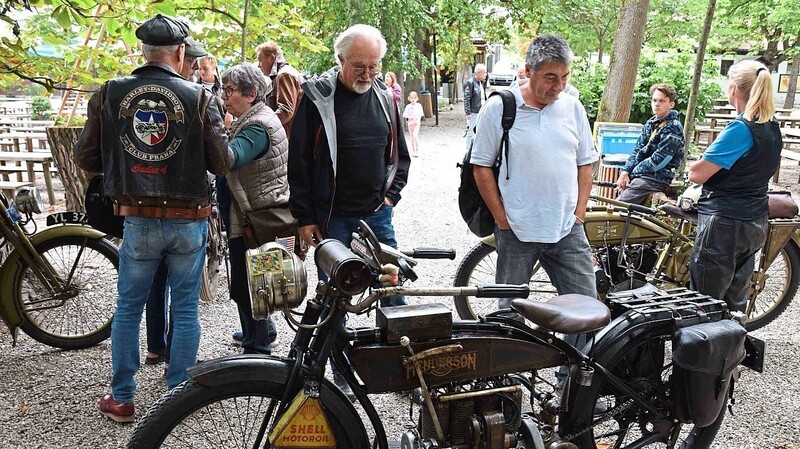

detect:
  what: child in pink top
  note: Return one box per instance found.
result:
[403,91,424,157]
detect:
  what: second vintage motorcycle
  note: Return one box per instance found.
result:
[454,189,800,331]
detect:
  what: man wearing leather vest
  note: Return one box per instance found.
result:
[73,14,235,423]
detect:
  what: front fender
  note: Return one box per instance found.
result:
[189,354,369,445]
[0,225,110,331]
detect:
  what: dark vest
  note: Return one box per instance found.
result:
[699,117,782,220]
[101,63,209,206]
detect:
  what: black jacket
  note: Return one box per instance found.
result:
[288,67,410,233]
[463,77,485,114]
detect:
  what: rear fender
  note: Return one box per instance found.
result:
[0,225,110,331]
[189,354,369,444]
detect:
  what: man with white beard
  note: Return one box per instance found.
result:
[287,24,411,401]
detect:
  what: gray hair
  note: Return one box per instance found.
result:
[474,63,486,74]
[525,34,573,73]
[142,43,181,61]
[334,24,387,63]
[221,63,269,104]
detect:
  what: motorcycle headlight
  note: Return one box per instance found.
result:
[14,186,42,215]
[246,242,308,320]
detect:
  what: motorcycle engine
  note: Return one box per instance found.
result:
[401,380,524,449]
[596,243,660,294]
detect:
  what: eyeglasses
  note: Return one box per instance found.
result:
[221,86,239,97]
[343,58,382,76]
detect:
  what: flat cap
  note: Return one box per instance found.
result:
[136,14,189,46]
[185,37,208,58]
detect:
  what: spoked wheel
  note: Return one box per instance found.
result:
[453,241,557,320]
[15,236,118,349]
[128,378,368,449]
[746,242,800,331]
[563,333,725,449]
[200,214,227,302]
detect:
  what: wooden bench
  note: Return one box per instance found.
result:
[0,151,56,204]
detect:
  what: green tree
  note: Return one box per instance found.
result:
[0,0,325,92]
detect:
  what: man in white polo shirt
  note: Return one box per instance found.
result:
[471,34,599,386]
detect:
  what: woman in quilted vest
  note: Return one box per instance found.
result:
[217,63,290,354]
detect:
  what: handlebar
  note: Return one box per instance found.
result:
[402,248,456,260]
[590,194,659,216]
[343,284,530,314]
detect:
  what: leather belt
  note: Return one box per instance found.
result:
[115,204,212,219]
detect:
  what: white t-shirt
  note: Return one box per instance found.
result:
[470,85,597,243]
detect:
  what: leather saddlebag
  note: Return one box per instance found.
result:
[768,191,798,218]
[671,319,747,427]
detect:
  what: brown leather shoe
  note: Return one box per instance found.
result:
[99,394,135,423]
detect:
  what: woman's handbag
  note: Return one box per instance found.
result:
[240,205,297,249]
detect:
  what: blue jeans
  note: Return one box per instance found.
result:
[112,216,208,402]
[494,222,598,386]
[145,260,173,359]
[323,206,406,374]
[229,237,276,354]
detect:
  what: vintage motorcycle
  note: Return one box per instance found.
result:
[128,221,763,449]
[0,187,118,349]
[454,189,800,331]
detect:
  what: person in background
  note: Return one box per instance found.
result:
[384,71,402,106]
[616,83,684,204]
[256,41,304,136]
[198,54,221,95]
[74,14,234,423]
[288,24,410,402]
[463,63,487,151]
[689,60,781,313]
[403,91,424,157]
[510,66,528,89]
[218,63,287,355]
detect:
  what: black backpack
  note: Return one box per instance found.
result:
[458,90,516,237]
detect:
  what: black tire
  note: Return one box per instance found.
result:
[745,241,800,331]
[453,241,556,319]
[563,330,725,449]
[15,235,118,350]
[128,378,369,449]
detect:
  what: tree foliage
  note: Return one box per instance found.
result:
[572,52,722,126]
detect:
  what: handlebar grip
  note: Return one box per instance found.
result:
[596,181,616,188]
[475,284,530,298]
[404,248,456,260]
[628,203,658,215]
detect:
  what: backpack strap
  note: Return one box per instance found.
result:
[489,90,517,180]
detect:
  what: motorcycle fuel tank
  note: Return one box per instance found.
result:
[349,331,567,393]
[584,208,672,246]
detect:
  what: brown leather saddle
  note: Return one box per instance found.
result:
[511,294,610,334]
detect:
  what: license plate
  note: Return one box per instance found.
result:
[46,212,88,226]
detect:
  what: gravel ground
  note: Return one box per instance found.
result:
[1,102,799,448]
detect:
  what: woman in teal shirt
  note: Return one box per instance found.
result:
[688,60,782,312]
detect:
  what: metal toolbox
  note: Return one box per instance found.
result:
[377,303,452,343]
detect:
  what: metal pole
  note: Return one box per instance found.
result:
[433,33,439,126]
